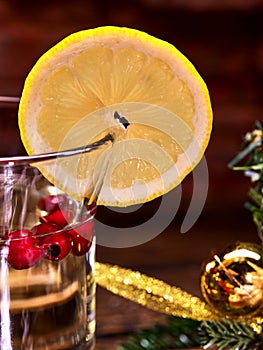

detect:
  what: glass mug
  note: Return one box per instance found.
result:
[0,97,109,349]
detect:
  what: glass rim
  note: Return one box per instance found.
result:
[0,95,113,165]
[0,215,95,244]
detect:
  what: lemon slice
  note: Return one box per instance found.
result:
[18,26,212,207]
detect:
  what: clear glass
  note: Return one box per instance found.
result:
[0,98,96,349]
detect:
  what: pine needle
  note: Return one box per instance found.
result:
[199,319,263,350]
[118,316,201,350]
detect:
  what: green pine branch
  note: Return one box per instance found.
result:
[118,316,201,350]
[199,319,263,350]
[118,316,263,350]
[228,121,263,237]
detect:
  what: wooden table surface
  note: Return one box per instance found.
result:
[1,2,263,349]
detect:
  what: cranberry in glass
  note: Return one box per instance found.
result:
[41,209,73,227]
[4,230,43,270]
[42,231,72,261]
[68,220,94,256]
[32,222,61,240]
[37,194,67,213]
[86,202,97,217]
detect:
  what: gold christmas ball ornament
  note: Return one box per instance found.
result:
[201,242,263,318]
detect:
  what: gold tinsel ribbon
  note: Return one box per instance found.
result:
[95,262,216,321]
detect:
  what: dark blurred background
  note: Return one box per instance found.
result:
[1,0,263,291]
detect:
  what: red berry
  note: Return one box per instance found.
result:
[4,230,30,240]
[37,194,67,213]
[68,220,94,256]
[41,209,73,227]
[31,222,61,241]
[86,203,97,217]
[42,231,72,261]
[4,230,42,270]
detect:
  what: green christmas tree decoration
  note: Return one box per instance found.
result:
[118,316,201,350]
[228,121,263,238]
[199,319,263,350]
